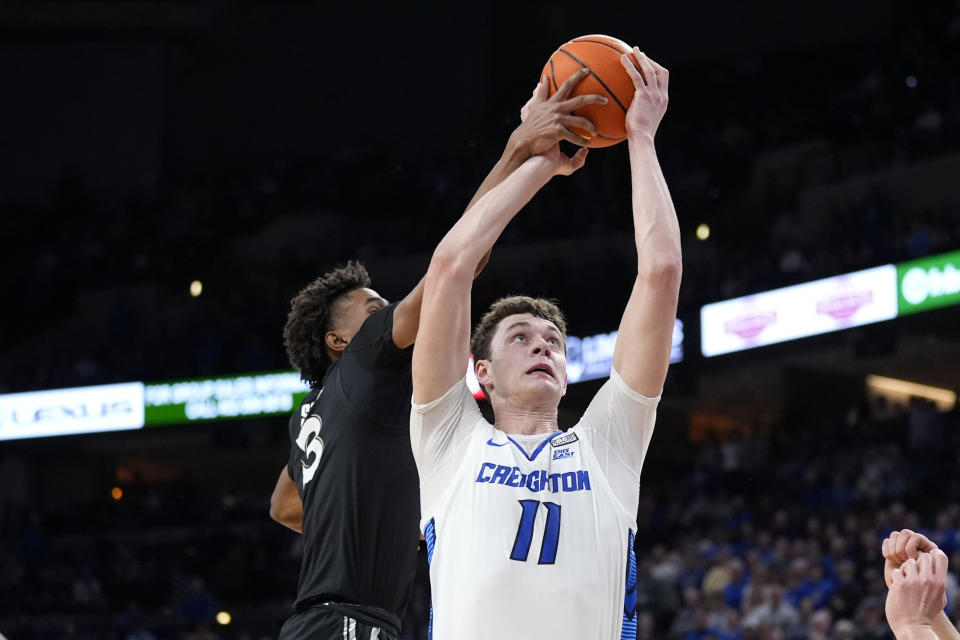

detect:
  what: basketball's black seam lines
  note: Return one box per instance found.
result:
[574,39,643,77]
[557,47,628,113]
[549,58,559,91]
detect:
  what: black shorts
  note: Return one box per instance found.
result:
[279,602,399,640]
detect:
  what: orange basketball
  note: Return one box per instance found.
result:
[541,34,644,148]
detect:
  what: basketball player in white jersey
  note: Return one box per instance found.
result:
[410,48,680,639]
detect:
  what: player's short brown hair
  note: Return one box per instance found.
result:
[283,260,372,387]
[470,295,567,363]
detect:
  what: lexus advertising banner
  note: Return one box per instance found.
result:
[0,382,145,440]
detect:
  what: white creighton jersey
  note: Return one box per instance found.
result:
[410,368,659,640]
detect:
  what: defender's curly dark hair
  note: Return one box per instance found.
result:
[283,261,372,387]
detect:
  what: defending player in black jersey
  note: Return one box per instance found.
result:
[275,262,422,639]
[269,68,606,640]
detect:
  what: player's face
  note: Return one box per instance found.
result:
[336,287,387,343]
[479,313,567,405]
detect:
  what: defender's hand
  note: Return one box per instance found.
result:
[513,67,606,154]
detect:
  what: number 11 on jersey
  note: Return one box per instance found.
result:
[510,500,561,564]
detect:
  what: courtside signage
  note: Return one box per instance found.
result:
[144,371,310,425]
[897,250,960,315]
[0,382,145,441]
[700,265,898,357]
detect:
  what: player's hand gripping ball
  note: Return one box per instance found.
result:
[541,34,646,148]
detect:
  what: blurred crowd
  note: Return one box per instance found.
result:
[2,391,959,639]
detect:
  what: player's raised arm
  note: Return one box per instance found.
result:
[391,69,605,350]
[413,148,588,405]
[611,48,682,398]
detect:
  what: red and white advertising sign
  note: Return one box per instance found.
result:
[700,265,897,357]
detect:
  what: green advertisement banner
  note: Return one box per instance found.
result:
[897,250,960,315]
[144,371,310,425]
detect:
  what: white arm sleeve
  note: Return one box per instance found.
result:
[575,367,660,516]
[410,377,484,511]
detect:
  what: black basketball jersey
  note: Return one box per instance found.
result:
[285,302,419,625]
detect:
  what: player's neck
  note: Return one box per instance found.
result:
[492,402,559,436]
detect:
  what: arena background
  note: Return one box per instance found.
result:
[2,1,960,638]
